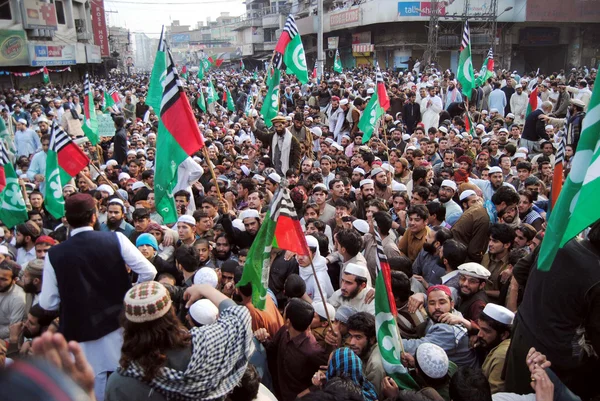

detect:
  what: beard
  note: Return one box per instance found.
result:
[363,194,375,202]
[275,127,285,136]
[438,194,451,203]
[422,242,437,255]
[23,282,38,294]
[341,286,361,301]
[0,282,13,292]
[215,250,230,260]
[106,217,122,230]
[375,181,387,190]
[476,335,503,351]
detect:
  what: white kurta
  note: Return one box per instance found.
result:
[420,95,443,132]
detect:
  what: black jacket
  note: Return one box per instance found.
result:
[520,109,548,142]
[113,127,128,166]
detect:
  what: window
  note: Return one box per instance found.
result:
[0,0,12,20]
[55,0,66,25]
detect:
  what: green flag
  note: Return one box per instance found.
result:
[206,80,217,105]
[333,49,342,73]
[81,73,98,146]
[260,68,281,128]
[245,92,253,116]
[147,28,167,112]
[42,67,50,84]
[253,70,258,80]
[537,73,600,271]
[44,146,65,218]
[475,48,494,87]
[0,162,28,228]
[283,34,308,84]
[457,21,475,98]
[0,117,15,156]
[225,87,235,112]
[197,62,205,80]
[197,90,207,112]
[359,91,384,143]
[103,91,114,113]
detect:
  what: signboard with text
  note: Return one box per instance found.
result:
[0,30,29,67]
[21,0,58,30]
[91,0,109,57]
[29,44,76,66]
[98,114,115,137]
[330,8,360,27]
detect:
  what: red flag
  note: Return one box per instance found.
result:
[208,57,223,68]
[551,138,565,208]
[376,64,390,111]
[109,88,121,104]
[272,191,308,256]
[526,87,539,117]
[51,123,90,177]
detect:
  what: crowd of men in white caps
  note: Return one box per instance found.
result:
[0,62,597,401]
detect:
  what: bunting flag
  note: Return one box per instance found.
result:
[0,142,28,228]
[475,47,494,87]
[81,73,98,146]
[147,26,167,112]
[550,137,565,209]
[376,63,390,112]
[359,91,384,143]
[155,51,205,224]
[223,87,236,112]
[272,14,308,84]
[333,49,342,73]
[537,73,600,271]
[457,20,475,98]
[237,187,308,310]
[526,87,539,117]
[44,122,90,218]
[42,67,50,84]
[260,67,281,128]
[374,226,419,390]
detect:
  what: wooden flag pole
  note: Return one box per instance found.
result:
[306,252,334,328]
[202,146,222,201]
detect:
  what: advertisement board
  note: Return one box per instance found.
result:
[330,8,360,27]
[91,0,109,57]
[0,30,29,67]
[21,0,58,30]
[86,44,102,63]
[29,44,76,66]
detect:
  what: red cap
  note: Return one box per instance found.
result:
[331,96,340,101]
[35,235,56,245]
[427,285,452,299]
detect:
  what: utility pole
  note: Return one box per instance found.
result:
[317,0,324,79]
[423,0,439,66]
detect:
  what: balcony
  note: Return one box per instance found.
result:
[232,14,263,31]
[77,32,92,41]
[262,13,279,28]
[254,41,276,52]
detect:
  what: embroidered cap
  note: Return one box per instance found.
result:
[124,281,172,323]
[416,343,449,379]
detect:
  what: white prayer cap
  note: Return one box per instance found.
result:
[517,147,529,154]
[353,167,366,176]
[305,235,319,249]
[325,138,335,145]
[193,267,219,288]
[232,219,245,231]
[488,166,503,175]
[310,127,322,137]
[459,189,476,201]
[440,180,457,191]
[106,159,119,167]
[17,118,27,124]
[313,183,328,193]
[476,124,486,131]
[189,299,218,326]
[482,137,491,144]
[438,126,448,134]
[366,88,374,94]
[108,198,125,208]
[252,174,265,184]
[506,113,515,119]
[370,167,384,178]
[402,134,411,141]
[416,343,449,379]
[267,172,281,184]
[406,145,417,151]
[482,303,515,326]
[239,209,260,221]
[332,143,343,151]
[512,152,527,160]
[313,301,336,321]
[344,263,370,280]
[97,184,114,195]
[127,150,137,156]
[0,245,8,255]
[392,181,407,192]
[499,128,509,134]
[545,125,554,130]
[352,219,369,234]
[339,98,349,105]
[381,163,394,173]
[359,179,374,188]
[490,108,499,113]
[132,181,145,191]
[241,165,251,176]
[458,262,491,280]
[178,215,196,225]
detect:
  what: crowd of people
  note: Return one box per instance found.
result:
[0,61,598,401]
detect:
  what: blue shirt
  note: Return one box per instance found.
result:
[488,89,507,116]
[100,219,135,238]
[15,129,41,157]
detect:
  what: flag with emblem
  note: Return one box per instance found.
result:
[465,112,476,138]
[44,122,90,218]
[104,88,120,112]
[359,91,384,143]
[457,20,475,98]
[237,187,308,310]
[273,14,308,84]
[197,87,207,113]
[333,49,343,73]
[376,63,390,111]
[81,73,98,146]
[374,225,419,390]
[0,118,10,157]
[155,51,205,224]
[475,47,494,87]
[42,67,50,84]
[245,92,253,116]
[312,60,317,80]
[206,80,217,105]
[147,26,167,112]
[197,60,205,80]
[526,87,539,117]
[0,143,27,228]
[538,73,600,271]
[223,86,236,112]
[260,67,281,128]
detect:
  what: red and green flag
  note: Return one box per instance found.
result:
[273,14,308,84]
[240,59,245,71]
[465,112,476,137]
[359,91,384,143]
[155,51,205,224]
[237,187,308,310]
[376,63,390,111]
[550,137,565,210]
[44,121,90,218]
[208,56,223,68]
[0,143,28,228]
[180,65,189,80]
[81,73,98,146]
[526,87,539,117]
[223,87,235,112]
[374,225,419,390]
[42,67,50,84]
[475,47,494,87]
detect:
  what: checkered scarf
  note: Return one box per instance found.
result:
[118,304,254,401]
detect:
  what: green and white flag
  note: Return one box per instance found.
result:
[0,144,27,228]
[457,21,475,98]
[283,33,309,84]
[260,68,281,128]
[538,73,600,271]
[206,80,217,105]
[147,27,167,112]
[197,88,207,112]
[333,49,342,73]
[359,91,384,143]
[81,73,98,146]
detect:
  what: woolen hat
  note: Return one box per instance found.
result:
[136,233,158,251]
[124,281,172,323]
[65,193,96,216]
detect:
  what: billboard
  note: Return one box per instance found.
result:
[171,33,191,43]
[526,0,600,22]
[91,0,109,57]
[330,8,360,27]
[21,0,58,30]
[29,44,76,66]
[0,30,29,67]
[397,0,525,21]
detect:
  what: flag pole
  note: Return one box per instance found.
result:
[202,147,223,200]
[306,253,334,327]
[252,52,276,112]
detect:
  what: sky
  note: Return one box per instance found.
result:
[102,0,247,36]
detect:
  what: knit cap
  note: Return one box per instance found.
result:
[136,233,158,251]
[124,281,172,323]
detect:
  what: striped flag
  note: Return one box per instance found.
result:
[154,50,205,223]
[475,47,494,87]
[376,63,390,111]
[374,225,419,390]
[81,73,98,145]
[551,137,565,208]
[457,20,475,97]
[44,121,90,218]
[0,141,27,228]
[526,87,539,117]
[273,14,308,84]
[237,187,308,310]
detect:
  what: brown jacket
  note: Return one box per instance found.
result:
[398,226,430,262]
[254,127,302,174]
[451,205,490,263]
